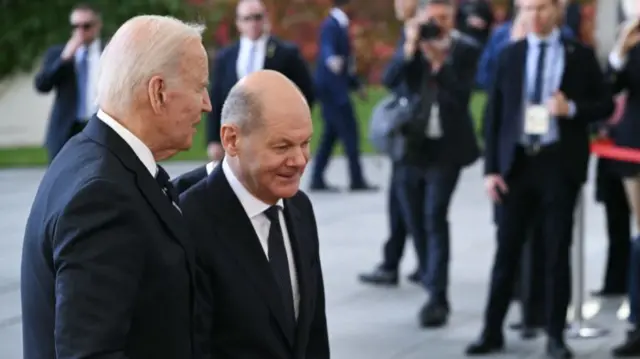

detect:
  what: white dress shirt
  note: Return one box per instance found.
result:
[205,161,217,175]
[96,109,157,177]
[221,157,300,318]
[75,39,101,119]
[330,7,349,27]
[236,35,269,79]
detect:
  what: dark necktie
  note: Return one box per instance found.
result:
[155,165,180,209]
[528,41,547,147]
[264,205,296,327]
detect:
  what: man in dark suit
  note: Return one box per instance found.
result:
[359,0,423,286]
[465,0,614,357]
[21,15,212,359]
[34,3,104,162]
[180,70,329,359]
[384,0,481,328]
[206,0,314,162]
[310,0,376,192]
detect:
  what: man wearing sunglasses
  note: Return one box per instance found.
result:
[206,0,315,163]
[34,3,103,162]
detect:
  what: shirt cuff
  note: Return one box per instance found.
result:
[609,50,627,71]
[567,101,577,118]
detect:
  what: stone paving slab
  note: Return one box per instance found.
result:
[0,157,634,358]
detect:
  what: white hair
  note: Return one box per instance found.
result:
[96,15,205,112]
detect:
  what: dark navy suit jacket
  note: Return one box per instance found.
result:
[34,44,102,160]
[207,36,314,143]
[484,37,614,183]
[313,15,360,105]
[179,164,330,359]
[21,117,198,359]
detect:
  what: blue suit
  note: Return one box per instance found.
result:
[311,15,366,187]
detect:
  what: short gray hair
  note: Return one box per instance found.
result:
[96,15,205,112]
[220,83,262,134]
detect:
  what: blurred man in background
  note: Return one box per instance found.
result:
[206,0,314,162]
[392,0,481,328]
[359,0,424,286]
[34,3,103,162]
[311,0,377,192]
[467,0,613,357]
[456,0,494,47]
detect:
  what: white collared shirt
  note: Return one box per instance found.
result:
[75,39,101,119]
[237,35,269,79]
[96,109,157,177]
[205,161,217,175]
[221,157,300,318]
[330,7,349,27]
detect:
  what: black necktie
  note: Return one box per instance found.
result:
[527,41,547,147]
[264,205,296,326]
[155,165,179,207]
[531,41,548,104]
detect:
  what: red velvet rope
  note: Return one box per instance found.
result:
[590,139,640,164]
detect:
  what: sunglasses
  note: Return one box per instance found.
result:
[71,22,94,30]
[239,13,264,22]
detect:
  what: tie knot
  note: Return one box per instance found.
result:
[539,41,548,49]
[264,205,281,222]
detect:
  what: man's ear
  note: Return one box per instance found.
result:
[220,124,240,156]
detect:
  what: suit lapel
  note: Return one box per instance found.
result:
[205,166,295,346]
[263,37,278,70]
[82,117,195,276]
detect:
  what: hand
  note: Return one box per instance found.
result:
[326,55,344,74]
[467,15,487,29]
[510,14,528,41]
[61,32,84,61]
[618,19,640,56]
[207,142,224,161]
[546,91,570,117]
[419,42,446,70]
[485,174,508,203]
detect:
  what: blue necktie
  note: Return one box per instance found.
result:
[527,42,547,146]
[245,44,256,76]
[76,49,89,120]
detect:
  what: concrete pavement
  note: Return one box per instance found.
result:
[0,157,632,358]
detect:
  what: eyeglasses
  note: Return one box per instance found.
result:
[239,13,264,22]
[71,22,94,30]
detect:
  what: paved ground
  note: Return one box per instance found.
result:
[0,157,635,358]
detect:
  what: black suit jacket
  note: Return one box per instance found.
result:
[607,45,640,151]
[21,117,198,359]
[179,164,330,359]
[34,43,103,160]
[173,164,207,194]
[386,34,481,168]
[484,37,614,183]
[207,37,315,144]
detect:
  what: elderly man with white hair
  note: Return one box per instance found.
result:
[21,15,211,359]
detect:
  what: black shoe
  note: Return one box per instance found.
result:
[591,288,626,297]
[612,330,640,357]
[358,267,398,286]
[465,333,504,355]
[418,300,449,328]
[546,338,573,359]
[309,183,340,192]
[349,183,379,192]
[407,270,421,284]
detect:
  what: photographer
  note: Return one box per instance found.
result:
[391,0,481,328]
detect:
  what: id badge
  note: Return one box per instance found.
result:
[524,105,550,135]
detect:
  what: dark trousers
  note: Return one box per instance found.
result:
[311,102,365,187]
[596,159,631,292]
[395,163,461,300]
[380,163,415,271]
[483,146,579,339]
[629,236,640,325]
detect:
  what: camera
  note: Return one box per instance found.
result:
[419,20,442,40]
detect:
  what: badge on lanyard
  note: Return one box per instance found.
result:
[524,104,550,135]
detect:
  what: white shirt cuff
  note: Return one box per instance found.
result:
[609,50,627,71]
[567,101,577,118]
